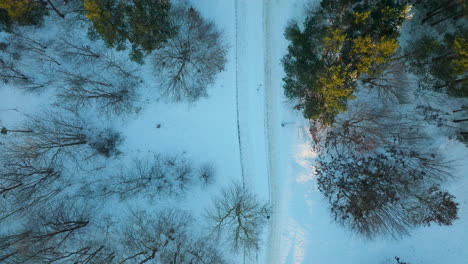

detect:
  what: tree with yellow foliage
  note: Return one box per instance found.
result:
[406,28,468,97]
[0,0,47,27]
[84,0,176,63]
[316,65,355,122]
[0,0,33,20]
[323,28,347,55]
[283,0,410,124]
[350,35,399,76]
[353,11,370,24]
[84,0,128,50]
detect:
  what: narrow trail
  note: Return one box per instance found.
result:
[235,0,246,187]
[235,0,263,263]
[235,0,279,262]
[262,0,273,205]
[263,0,282,263]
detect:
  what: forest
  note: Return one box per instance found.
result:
[0,0,467,263]
[0,0,270,263]
[282,0,467,245]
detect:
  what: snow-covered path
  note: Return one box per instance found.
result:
[263,0,282,262]
[233,1,270,261]
[234,0,314,262]
[262,0,314,263]
[259,1,468,264]
[234,0,268,191]
[220,0,468,263]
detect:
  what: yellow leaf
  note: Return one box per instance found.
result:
[0,0,34,19]
[353,11,371,24]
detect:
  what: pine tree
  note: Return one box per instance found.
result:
[350,35,399,76]
[414,0,467,26]
[84,0,176,63]
[0,8,13,32]
[0,0,48,27]
[84,0,128,50]
[282,1,409,124]
[127,0,176,62]
[406,29,468,97]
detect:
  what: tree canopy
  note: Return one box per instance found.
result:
[406,28,468,97]
[84,0,177,63]
[0,0,48,29]
[282,0,411,124]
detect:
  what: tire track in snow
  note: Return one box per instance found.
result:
[235,1,258,263]
[235,0,246,186]
[236,1,273,262]
[263,0,282,263]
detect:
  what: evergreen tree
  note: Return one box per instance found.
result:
[282,0,410,124]
[0,8,13,32]
[406,28,468,97]
[84,0,176,63]
[413,0,467,26]
[127,0,176,62]
[0,0,48,27]
[84,0,128,50]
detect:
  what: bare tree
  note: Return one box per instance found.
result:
[7,32,62,66]
[316,147,458,238]
[119,209,225,264]
[88,154,210,200]
[0,58,30,84]
[53,36,142,116]
[362,59,410,103]
[58,39,103,64]
[206,183,271,253]
[57,38,140,78]
[0,38,54,93]
[1,126,33,135]
[153,5,228,101]
[0,150,65,221]
[198,162,216,186]
[56,70,140,116]
[0,57,52,92]
[0,201,94,263]
[323,103,427,156]
[20,110,122,162]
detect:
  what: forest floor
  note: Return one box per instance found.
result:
[0,0,467,263]
[259,1,468,264]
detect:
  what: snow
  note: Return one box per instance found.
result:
[260,1,468,264]
[1,0,467,263]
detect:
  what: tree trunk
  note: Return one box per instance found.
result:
[421,7,445,24]
[421,1,458,25]
[453,106,468,113]
[8,129,34,133]
[390,54,410,62]
[1,127,33,135]
[40,0,65,18]
[434,77,468,89]
[453,118,468,123]
[431,52,459,63]
[58,140,88,148]
[430,14,461,27]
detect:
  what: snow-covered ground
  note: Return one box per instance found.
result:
[1,0,467,263]
[259,1,468,264]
